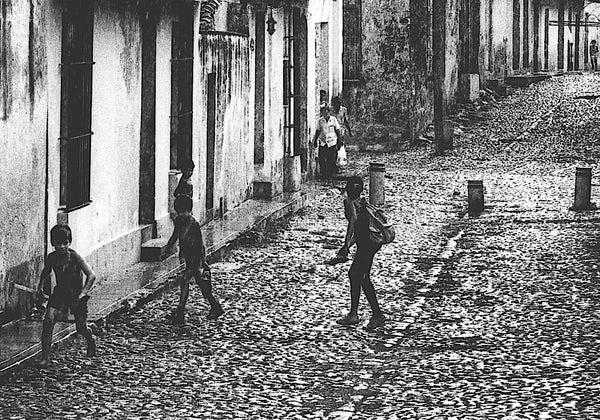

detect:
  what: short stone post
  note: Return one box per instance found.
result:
[572,167,593,210]
[369,162,386,206]
[467,180,484,216]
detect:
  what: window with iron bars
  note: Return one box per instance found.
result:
[343,0,361,82]
[283,7,295,156]
[59,1,94,211]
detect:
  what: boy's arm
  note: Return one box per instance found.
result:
[75,253,96,298]
[342,199,357,251]
[37,254,54,294]
[163,223,179,255]
[312,129,321,147]
[344,115,353,137]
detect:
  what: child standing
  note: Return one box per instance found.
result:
[335,177,386,330]
[162,195,223,324]
[312,104,341,180]
[174,159,195,199]
[36,225,97,368]
[591,40,599,71]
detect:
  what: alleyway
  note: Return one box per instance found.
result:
[2,74,600,419]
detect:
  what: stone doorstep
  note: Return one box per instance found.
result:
[141,237,173,262]
[0,191,310,378]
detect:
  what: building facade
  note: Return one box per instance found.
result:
[0,0,341,324]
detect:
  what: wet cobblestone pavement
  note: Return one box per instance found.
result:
[3,74,600,419]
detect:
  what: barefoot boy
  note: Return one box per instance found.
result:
[37,224,97,367]
[335,177,386,330]
[162,195,223,324]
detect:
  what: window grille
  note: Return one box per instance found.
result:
[343,0,362,82]
[283,8,295,156]
[59,1,94,210]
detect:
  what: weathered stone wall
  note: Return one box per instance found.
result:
[342,0,460,150]
[0,0,48,324]
[197,33,254,217]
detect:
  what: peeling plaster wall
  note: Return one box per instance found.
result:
[198,32,254,217]
[0,0,48,323]
[446,0,460,108]
[344,0,460,149]
[486,0,512,79]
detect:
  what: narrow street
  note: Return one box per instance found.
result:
[2,74,600,419]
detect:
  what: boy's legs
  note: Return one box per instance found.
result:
[318,146,328,179]
[172,270,193,324]
[326,146,337,179]
[72,299,96,357]
[359,244,385,329]
[193,271,223,319]
[337,247,370,325]
[40,306,60,367]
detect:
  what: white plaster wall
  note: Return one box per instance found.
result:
[0,0,47,298]
[330,0,343,96]
[47,0,63,246]
[491,0,513,77]
[255,7,285,182]
[480,0,491,76]
[154,13,173,237]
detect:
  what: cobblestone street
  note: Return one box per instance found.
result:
[3,74,600,419]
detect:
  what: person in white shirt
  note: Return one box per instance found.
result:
[312,104,341,180]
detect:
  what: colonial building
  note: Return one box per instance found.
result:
[480,0,591,80]
[0,0,342,324]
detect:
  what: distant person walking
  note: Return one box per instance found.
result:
[590,40,598,71]
[331,96,353,173]
[313,104,341,180]
[331,96,353,142]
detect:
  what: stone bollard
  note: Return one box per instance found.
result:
[467,180,484,216]
[369,162,386,206]
[572,167,593,211]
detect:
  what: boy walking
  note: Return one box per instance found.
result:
[37,225,97,368]
[162,195,223,324]
[335,177,386,330]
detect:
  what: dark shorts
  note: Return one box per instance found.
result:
[48,289,88,319]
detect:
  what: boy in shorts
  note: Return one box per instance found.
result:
[162,195,224,324]
[36,224,97,368]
